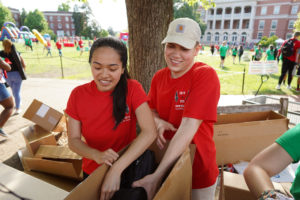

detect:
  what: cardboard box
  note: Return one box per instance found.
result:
[214,111,289,165]
[214,111,290,200]
[21,145,82,180]
[65,142,196,200]
[22,125,57,155]
[23,99,63,132]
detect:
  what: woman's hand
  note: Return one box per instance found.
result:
[99,167,121,200]
[92,148,119,166]
[132,174,161,200]
[155,118,177,149]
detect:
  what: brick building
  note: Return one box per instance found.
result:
[201,0,300,45]
[8,8,76,37]
[43,11,76,37]
[8,7,21,27]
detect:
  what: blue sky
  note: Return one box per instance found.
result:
[2,0,128,31]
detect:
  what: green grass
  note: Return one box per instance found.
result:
[9,42,299,95]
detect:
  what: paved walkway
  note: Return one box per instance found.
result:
[0,78,298,168]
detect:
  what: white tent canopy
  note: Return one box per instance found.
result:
[275,38,285,43]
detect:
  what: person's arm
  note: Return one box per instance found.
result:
[133,117,202,200]
[243,143,293,198]
[295,48,300,65]
[100,102,157,200]
[67,116,119,166]
[0,59,11,71]
[20,56,26,70]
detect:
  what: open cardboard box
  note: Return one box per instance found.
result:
[65,142,196,200]
[22,124,57,155]
[214,111,290,200]
[20,144,82,180]
[23,99,63,132]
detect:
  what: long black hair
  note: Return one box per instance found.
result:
[89,37,130,129]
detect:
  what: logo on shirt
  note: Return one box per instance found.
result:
[122,104,131,123]
[174,90,189,110]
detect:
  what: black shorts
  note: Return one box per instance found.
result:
[232,55,236,57]
[220,56,225,60]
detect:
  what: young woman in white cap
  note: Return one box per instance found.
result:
[133,18,220,200]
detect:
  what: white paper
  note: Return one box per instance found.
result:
[36,104,50,118]
[248,61,278,75]
[233,161,299,183]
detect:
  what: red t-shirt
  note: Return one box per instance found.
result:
[56,41,62,50]
[65,79,147,174]
[148,62,220,188]
[78,40,83,48]
[279,37,300,62]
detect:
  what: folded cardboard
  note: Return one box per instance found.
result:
[22,125,57,155]
[65,142,196,200]
[214,111,289,165]
[23,99,63,132]
[21,145,82,180]
[214,111,290,200]
[18,148,80,192]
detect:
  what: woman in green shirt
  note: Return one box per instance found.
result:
[232,46,238,64]
[244,124,300,200]
[265,45,275,61]
[219,41,229,68]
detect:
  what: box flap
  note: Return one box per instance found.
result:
[35,145,81,160]
[214,112,289,165]
[23,99,63,131]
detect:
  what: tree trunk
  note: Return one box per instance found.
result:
[125,0,173,92]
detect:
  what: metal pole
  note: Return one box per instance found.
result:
[242,64,246,94]
[60,55,64,79]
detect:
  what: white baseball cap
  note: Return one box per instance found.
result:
[162,18,201,49]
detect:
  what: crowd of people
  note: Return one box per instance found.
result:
[0,17,299,200]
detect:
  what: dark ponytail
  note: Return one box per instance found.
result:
[89,37,130,129]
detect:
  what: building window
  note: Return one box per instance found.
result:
[223,32,228,41]
[71,17,74,22]
[58,23,62,29]
[58,16,61,21]
[269,32,275,37]
[257,32,263,39]
[207,32,211,42]
[65,16,69,21]
[66,31,70,36]
[286,33,293,39]
[66,23,69,29]
[72,24,75,29]
[72,30,75,36]
[288,20,295,29]
[261,7,267,15]
[258,20,265,30]
[271,20,277,30]
[241,32,247,42]
[50,23,54,29]
[50,16,53,21]
[215,32,220,42]
[232,32,237,42]
[291,5,298,15]
[273,6,280,15]
[14,14,18,19]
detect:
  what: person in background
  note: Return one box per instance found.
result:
[254,44,263,61]
[232,46,238,64]
[244,124,300,200]
[65,37,157,200]
[133,18,220,200]
[210,43,215,55]
[276,31,300,90]
[219,41,229,68]
[24,36,33,51]
[0,39,26,115]
[78,37,84,56]
[55,39,62,56]
[265,45,275,61]
[46,39,52,56]
[238,45,244,64]
[0,58,14,137]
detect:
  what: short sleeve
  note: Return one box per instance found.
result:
[147,73,158,110]
[276,124,300,162]
[130,80,148,112]
[183,67,220,122]
[65,88,81,121]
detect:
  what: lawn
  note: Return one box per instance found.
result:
[11,42,298,95]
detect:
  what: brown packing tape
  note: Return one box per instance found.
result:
[35,145,81,160]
